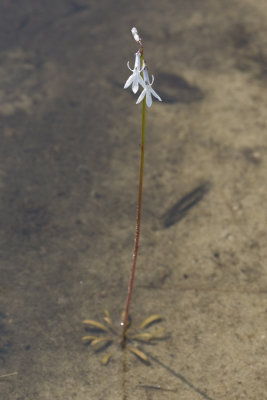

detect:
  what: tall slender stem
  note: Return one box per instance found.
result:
[123,55,146,338]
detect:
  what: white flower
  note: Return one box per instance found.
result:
[124,51,144,94]
[136,66,162,107]
[131,27,140,42]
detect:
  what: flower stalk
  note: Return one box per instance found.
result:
[122,28,161,339]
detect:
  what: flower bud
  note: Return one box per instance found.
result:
[131,27,140,42]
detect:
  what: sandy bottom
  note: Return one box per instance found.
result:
[1,1,267,399]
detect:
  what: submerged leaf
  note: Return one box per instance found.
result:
[103,310,113,327]
[129,346,150,364]
[82,335,97,342]
[90,337,112,347]
[131,332,153,342]
[139,314,162,329]
[149,328,166,339]
[82,319,108,332]
[101,353,111,365]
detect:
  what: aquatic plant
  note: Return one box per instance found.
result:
[82,311,164,365]
[82,27,162,364]
[122,27,162,338]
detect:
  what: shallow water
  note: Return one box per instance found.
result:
[1,1,267,399]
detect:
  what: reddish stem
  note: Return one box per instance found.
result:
[122,94,146,339]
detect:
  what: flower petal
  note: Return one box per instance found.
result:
[124,74,134,89]
[132,76,139,93]
[146,90,152,107]
[150,87,162,102]
[126,61,134,72]
[143,67,150,84]
[138,75,146,88]
[136,89,146,104]
[134,52,141,70]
